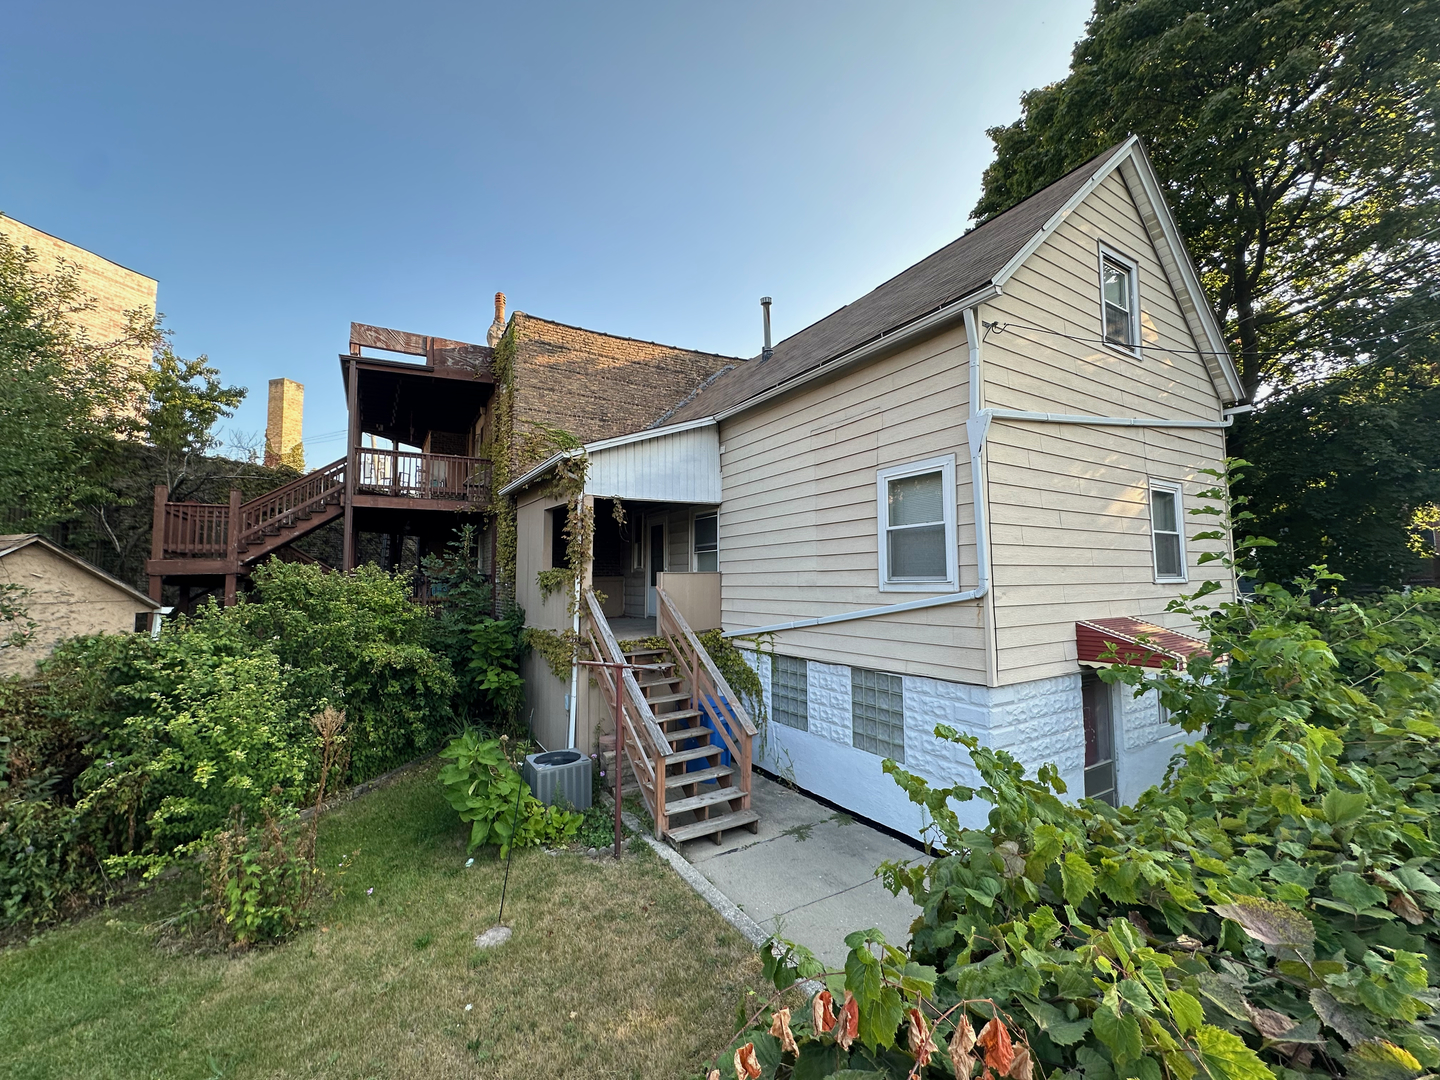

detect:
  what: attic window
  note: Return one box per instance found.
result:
[1100,247,1140,351]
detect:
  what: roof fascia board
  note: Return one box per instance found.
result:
[988,136,1243,405]
[1,534,161,608]
[585,416,715,454]
[1120,147,1245,403]
[991,137,1141,291]
[714,282,1001,423]
[497,418,719,497]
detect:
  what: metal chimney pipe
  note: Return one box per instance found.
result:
[760,297,773,361]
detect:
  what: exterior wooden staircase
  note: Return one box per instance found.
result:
[585,588,759,846]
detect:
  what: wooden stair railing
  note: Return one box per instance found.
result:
[655,587,758,826]
[235,458,347,552]
[583,589,673,838]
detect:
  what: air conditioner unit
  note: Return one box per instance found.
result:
[523,749,592,812]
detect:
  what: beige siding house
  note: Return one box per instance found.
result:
[504,138,1244,838]
[0,535,160,677]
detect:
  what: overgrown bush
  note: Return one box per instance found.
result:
[0,561,458,929]
[436,731,580,856]
[715,471,1440,1080]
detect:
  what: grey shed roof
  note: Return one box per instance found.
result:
[661,142,1129,424]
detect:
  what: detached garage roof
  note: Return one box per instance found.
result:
[0,534,160,609]
[1075,616,1209,669]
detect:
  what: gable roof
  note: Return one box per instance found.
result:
[662,137,1241,426]
[0,534,160,609]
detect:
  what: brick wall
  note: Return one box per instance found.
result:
[264,378,305,470]
[509,313,742,466]
[0,216,157,384]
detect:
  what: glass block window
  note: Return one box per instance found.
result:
[851,668,904,761]
[771,654,808,731]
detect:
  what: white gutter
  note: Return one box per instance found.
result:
[724,337,1249,639]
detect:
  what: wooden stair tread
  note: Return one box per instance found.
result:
[665,809,761,844]
[624,648,667,658]
[657,708,701,723]
[662,725,712,743]
[645,691,691,706]
[665,786,746,815]
[666,744,725,765]
[664,765,734,789]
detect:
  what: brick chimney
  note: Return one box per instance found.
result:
[486,292,507,348]
[264,378,305,470]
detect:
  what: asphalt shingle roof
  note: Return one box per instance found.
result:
[662,142,1128,424]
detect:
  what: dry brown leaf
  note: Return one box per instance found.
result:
[1006,1045,1034,1080]
[836,991,859,1052]
[954,1014,977,1055]
[977,1018,1015,1075]
[813,989,837,1034]
[1389,891,1425,925]
[770,1007,799,1055]
[735,1041,762,1079]
[1247,1005,1298,1041]
[908,1007,937,1067]
[707,1072,720,1080]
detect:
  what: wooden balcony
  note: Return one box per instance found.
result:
[353,448,491,506]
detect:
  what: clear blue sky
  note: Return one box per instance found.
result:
[2,1,1091,461]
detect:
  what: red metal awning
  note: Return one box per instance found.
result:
[1075,616,1209,669]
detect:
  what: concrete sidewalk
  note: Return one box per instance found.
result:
[676,774,929,969]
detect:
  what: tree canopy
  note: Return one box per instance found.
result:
[974,0,1440,588]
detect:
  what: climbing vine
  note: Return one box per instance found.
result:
[523,627,587,680]
[485,324,519,610]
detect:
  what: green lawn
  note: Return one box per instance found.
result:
[0,765,766,1079]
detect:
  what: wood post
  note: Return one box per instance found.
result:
[342,358,359,571]
[148,485,168,606]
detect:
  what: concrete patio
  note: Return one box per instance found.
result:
[675,773,930,969]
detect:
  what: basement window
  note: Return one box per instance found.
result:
[1149,481,1187,582]
[876,455,957,592]
[852,668,904,761]
[1100,246,1140,352]
[771,654,808,731]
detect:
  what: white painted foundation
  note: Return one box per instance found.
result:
[743,650,1191,842]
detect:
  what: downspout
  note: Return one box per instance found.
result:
[722,339,1251,639]
[567,571,580,749]
[723,306,994,639]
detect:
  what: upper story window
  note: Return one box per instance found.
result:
[693,511,718,572]
[1100,246,1140,351]
[876,455,958,592]
[1149,481,1187,582]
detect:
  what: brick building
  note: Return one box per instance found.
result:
[0,215,157,386]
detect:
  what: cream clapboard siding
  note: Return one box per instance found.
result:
[717,322,987,682]
[981,168,1234,684]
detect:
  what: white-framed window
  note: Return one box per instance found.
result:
[692,510,718,572]
[771,654,808,730]
[876,455,957,592]
[1099,245,1140,352]
[1149,481,1187,582]
[852,668,904,761]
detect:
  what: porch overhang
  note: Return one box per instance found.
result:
[1075,617,1209,669]
[499,418,720,503]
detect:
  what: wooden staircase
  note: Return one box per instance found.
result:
[585,589,759,846]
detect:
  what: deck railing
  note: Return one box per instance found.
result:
[236,458,346,549]
[584,589,673,837]
[159,501,230,559]
[356,449,491,503]
[655,586,756,809]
